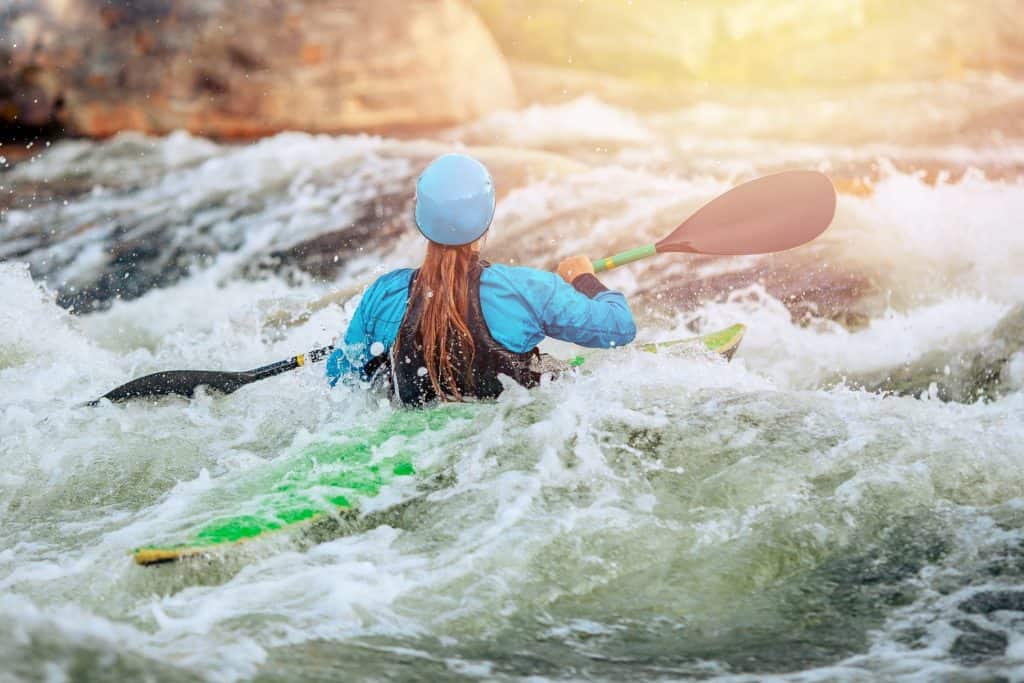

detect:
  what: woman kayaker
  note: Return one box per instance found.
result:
[326,153,636,405]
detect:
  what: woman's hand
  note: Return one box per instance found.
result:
[556,255,595,283]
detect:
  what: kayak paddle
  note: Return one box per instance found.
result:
[88,346,335,404]
[592,170,836,272]
[90,170,835,404]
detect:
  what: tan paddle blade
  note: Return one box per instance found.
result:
[657,170,836,255]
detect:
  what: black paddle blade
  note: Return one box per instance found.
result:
[91,370,254,404]
[88,348,322,406]
[657,170,836,256]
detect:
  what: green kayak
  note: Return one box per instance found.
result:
[133,323,745,565]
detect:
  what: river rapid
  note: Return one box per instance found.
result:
[2,78,1024,682]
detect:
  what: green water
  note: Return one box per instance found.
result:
[3,114,1024,682]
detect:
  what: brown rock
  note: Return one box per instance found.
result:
[0,0,517,139]
[640,254,874,329]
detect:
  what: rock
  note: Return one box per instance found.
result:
[959,590,1024,615]
[252,141,586,284]
[641,254,873,328]
[833,304,1024,402]
[0,0,517,139]
[949,619,1008,665]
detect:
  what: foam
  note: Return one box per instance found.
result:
[3,96,1024,681]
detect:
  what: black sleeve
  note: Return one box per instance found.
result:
[571,273,610,299]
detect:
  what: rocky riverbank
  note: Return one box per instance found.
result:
[3,0,1024,141]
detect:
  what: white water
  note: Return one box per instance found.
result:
[2,90,1024,682]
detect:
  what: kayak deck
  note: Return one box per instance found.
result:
[643,323,745,360]
[133,406,475,565]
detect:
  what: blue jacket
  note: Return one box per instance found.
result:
[326,263,636,386]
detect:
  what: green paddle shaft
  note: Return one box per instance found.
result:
[591,244,657,273]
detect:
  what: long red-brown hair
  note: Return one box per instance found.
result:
[399,241,477,400]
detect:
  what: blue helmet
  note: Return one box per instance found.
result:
[414,153,495,246]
